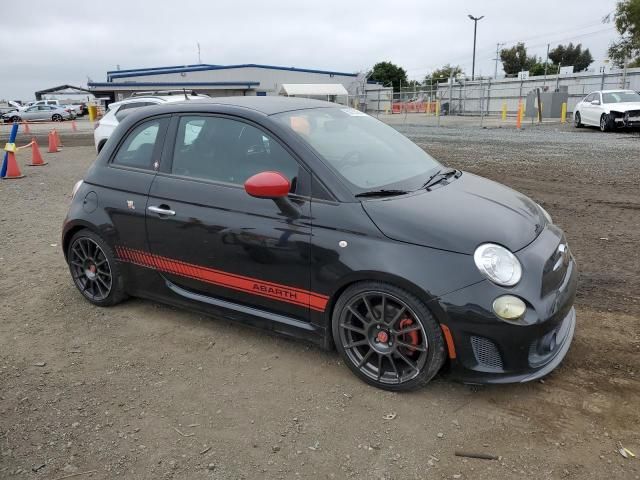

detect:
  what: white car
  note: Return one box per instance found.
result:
[93,92,209,152]
[574,90,640,132]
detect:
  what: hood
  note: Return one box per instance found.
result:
[607,102,640,113]
[362,172,546,254]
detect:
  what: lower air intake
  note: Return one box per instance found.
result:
[471,336,504,371]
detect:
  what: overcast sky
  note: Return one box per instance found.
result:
[1,0,620,100]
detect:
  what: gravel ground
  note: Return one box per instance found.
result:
[1,124,639,479]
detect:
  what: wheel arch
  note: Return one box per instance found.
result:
[324,270,439,328]
[62,221,98,260]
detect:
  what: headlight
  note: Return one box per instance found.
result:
[473,243,522,286]
[537,203,552,224]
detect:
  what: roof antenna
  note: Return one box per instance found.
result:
[183,88,189,101]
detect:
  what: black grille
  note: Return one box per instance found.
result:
[471,336,504,371]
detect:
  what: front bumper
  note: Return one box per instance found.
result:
[433,225,578,384]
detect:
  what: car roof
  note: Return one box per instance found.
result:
[140,96,338,115]
[598,90,636,94]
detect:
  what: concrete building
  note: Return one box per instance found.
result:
[88,63,388,107]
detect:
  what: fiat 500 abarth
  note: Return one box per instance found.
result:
[62,97,577,390]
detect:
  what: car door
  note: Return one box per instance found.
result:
[580,93,595,124]
[145,113,315,322]
[22,106,40,121]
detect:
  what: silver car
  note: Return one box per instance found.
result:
[2,105,72,123]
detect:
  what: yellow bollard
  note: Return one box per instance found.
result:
[88,104,97,122]
[435,101,441,117]
[501,102,507,121]
[561,102,567,123]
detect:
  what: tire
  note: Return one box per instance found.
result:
[574,112,583,128]
[67,229,127,307]
[332,281,446,391]
[52,114,63,122]
[600,114,613,132]
[10,116,20,123]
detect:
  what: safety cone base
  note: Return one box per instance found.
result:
[27,161,48,167]
[2,173,25,179]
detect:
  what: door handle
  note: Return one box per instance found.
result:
[148,205,176,216]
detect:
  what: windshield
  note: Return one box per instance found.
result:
[273,108,440,192]
[602,91,640,104]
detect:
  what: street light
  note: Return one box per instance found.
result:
[468,14,484,81]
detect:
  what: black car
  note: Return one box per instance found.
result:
[62,97,577,390]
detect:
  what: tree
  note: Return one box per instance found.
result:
[424,64,464,83]
[608,0,640,67]
[529,62,559,76]
[368,61,408,92]
[500,43,538,75]
[548,43,594,71]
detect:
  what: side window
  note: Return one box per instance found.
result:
[171,116,300,191]
[112,119,164,170]
[115,102,154,122]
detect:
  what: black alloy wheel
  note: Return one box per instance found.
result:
[52,114,63,122]
[67,230,127,306]
[333,282,446,391]
[11,116,20,123]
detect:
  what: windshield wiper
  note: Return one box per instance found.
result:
[355,189,409,198]
[421,168,458,190]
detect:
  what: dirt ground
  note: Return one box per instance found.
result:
[1,121,639,479]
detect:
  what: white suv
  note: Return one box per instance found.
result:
[93,92,209,152]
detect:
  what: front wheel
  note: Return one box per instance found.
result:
[600,114,613,132]
[10,116,20,123]
[574,112,583,128]
[67,229,127,307]
[332,282,446,391]
[52,114,63,122]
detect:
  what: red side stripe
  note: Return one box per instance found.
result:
[117,246,329,312]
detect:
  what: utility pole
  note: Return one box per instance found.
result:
[543,43,550,87]
[493,42,505,79]
[197,42,201,64]
[468,14,485,81]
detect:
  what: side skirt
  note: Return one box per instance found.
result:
[162,279,327,348]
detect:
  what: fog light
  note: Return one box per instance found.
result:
[492,295,526,321]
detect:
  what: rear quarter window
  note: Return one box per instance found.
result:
[111,118,168,170]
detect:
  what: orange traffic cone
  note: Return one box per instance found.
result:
[2,151,25,179]
[27,138,47,166]
[71,120,78,132]
[53,129,63,148]
[22,121,31,134]
[48,130,59,153]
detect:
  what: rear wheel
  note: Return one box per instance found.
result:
[574,112,583,128]
[67,229,127,307]
[332,282,446,391]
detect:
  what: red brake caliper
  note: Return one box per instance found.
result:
[399,317,419,354]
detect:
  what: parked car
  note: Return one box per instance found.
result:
[63,97,577,390]
[2,104,72,123]
[22,99,84,116]
[93,91,209,152]
[574,90,640,131]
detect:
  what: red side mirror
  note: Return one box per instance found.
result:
[244,171,290,199]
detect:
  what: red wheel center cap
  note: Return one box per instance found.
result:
[376,331,389,343]
[89,265,96,273]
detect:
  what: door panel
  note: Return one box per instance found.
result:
[145,114,318,321]
[146,175,315,319]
